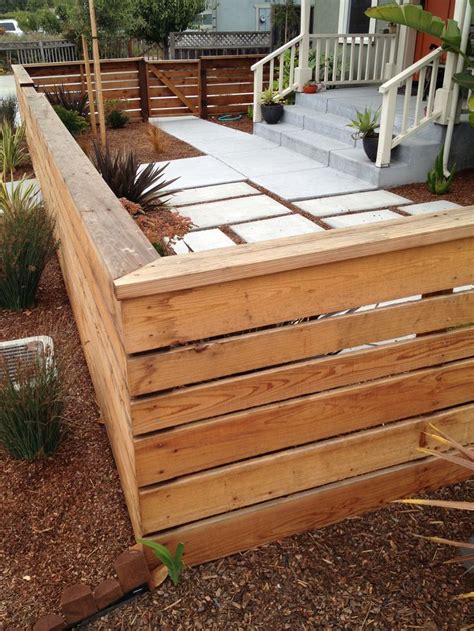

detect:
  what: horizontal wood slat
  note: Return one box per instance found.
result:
[130,324,474,434]
[135,357,474,485]
[129,290,474,400]
[141,455,470,567]
[120,237,474,352]
[139,403,474,532]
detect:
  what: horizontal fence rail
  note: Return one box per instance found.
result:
[23,54,263,121]
[15,61,474,570]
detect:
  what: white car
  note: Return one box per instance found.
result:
[0,20,24,36]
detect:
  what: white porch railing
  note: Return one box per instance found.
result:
[251,34,303,123]
[376,47,444,167]
[310,33,397,85]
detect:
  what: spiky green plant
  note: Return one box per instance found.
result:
[0,179,59,310]
[347,108,380,139]
[0,121,27,179]
[137,539,185,586]
[44,85,89,117]
[426,148,456,194]
[91,141,179,211]
[0,353,64,460]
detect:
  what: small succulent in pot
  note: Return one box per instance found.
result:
[260,88,285,125]
[347,107,381,162]
[303,80,319,94]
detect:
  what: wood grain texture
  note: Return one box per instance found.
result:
[114,209,474,298]
[135,358,474,486]
[139,403,474,532]
[131,325,474,434]
[129,291,474,403]
[141,455,470,567]
[120,238,474,352]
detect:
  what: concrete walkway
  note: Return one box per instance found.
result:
[152,116,376,201]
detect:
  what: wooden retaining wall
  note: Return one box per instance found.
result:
[14,64,474,569]
[23,55,264,121]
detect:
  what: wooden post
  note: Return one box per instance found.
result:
[88,0,106,145]
[138,58,150,122]
[199,58,208,119]
[81,34,97,137]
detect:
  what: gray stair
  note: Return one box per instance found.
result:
[254,90,445,188]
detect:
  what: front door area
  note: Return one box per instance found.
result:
[414,0,456,61]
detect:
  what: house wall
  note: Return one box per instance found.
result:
[214,0,302,32]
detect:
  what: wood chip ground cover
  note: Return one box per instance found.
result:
[1,170,473,629]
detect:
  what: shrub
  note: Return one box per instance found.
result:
[0,352,64,460]
[426,147,456,195]
[0,179,59,310]
[0,121,27,178]
[106,108,129,129]
[92,142,178,211]
[53,105,89,137]
[44,85,89,117]
[0,95,17,129]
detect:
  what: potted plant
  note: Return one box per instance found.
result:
[348,108,381,162]
[260,88,284,125]
[303,80,318,94]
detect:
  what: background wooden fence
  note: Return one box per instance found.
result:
[14,62,474,569]
[0,39,78,65]
[169,31,271,59]
[24,55,264,120]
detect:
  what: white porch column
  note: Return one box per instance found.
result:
[395,0,420,74]
[294,0,312,91]
[434,0,468,124]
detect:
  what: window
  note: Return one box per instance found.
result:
[338,0,376,34]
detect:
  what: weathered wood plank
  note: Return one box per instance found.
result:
[129,291,474,401]
[141,455,469,566]
[135,358,474,485]
[114,209,474,299]
[120,238,474,352]
[139,403,474,532]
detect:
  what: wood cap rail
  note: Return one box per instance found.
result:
[114,207,474,299]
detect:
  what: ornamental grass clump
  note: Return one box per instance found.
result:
[0,121,28,179]
[0,179,59,310]
[0,353,64,460]
[0,95,18,129]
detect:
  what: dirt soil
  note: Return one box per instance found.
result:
[209,115,253,135]
[1,259,473,630]
[80,121,203,163]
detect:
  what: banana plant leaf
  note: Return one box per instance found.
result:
[454,72,474,91]
[366,4,461,51]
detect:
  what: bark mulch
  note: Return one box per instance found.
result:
[80,121,203,163]
[389,168,474,208]
[209,114,253,135]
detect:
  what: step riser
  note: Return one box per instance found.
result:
[280,134,330,164]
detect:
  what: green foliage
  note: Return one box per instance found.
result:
[0,121,27,178]
[260,88,283,106]
[131,0,206,47]
[0,352,64,460]
[106,108,129,129]
[0,95,17,129]
[347,108,380,139]
[137,538,185,586]
[53,105,88,136]
[426,147,456,195]
[45,85,89,117]
[91,141,178,211]
[0,179,59,310]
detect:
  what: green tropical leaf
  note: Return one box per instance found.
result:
[454,72,474,91]
[137,538,185,586]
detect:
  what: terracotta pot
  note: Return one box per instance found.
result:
[261,103,284,125]
[303,85,318,94]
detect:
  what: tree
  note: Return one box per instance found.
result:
[132,0,206,50]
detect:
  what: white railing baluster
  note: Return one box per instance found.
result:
[357,37,363,81]
[269,58,274,90]
[332,38,338,82]
[365,36,372,80]
[278,53,284,93]
[341,36,347,83]
[414,66,426,126]
[381,37,388,80]
[401,76,412,134]
[315,38,321,82]
[426,57,439,116]
[289,45,296,90]
[349,37,355,81]
[373,37,380,81]
[324,38,330,83]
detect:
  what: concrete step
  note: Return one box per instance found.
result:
[254,122,352,165]
[282,105,357,144]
